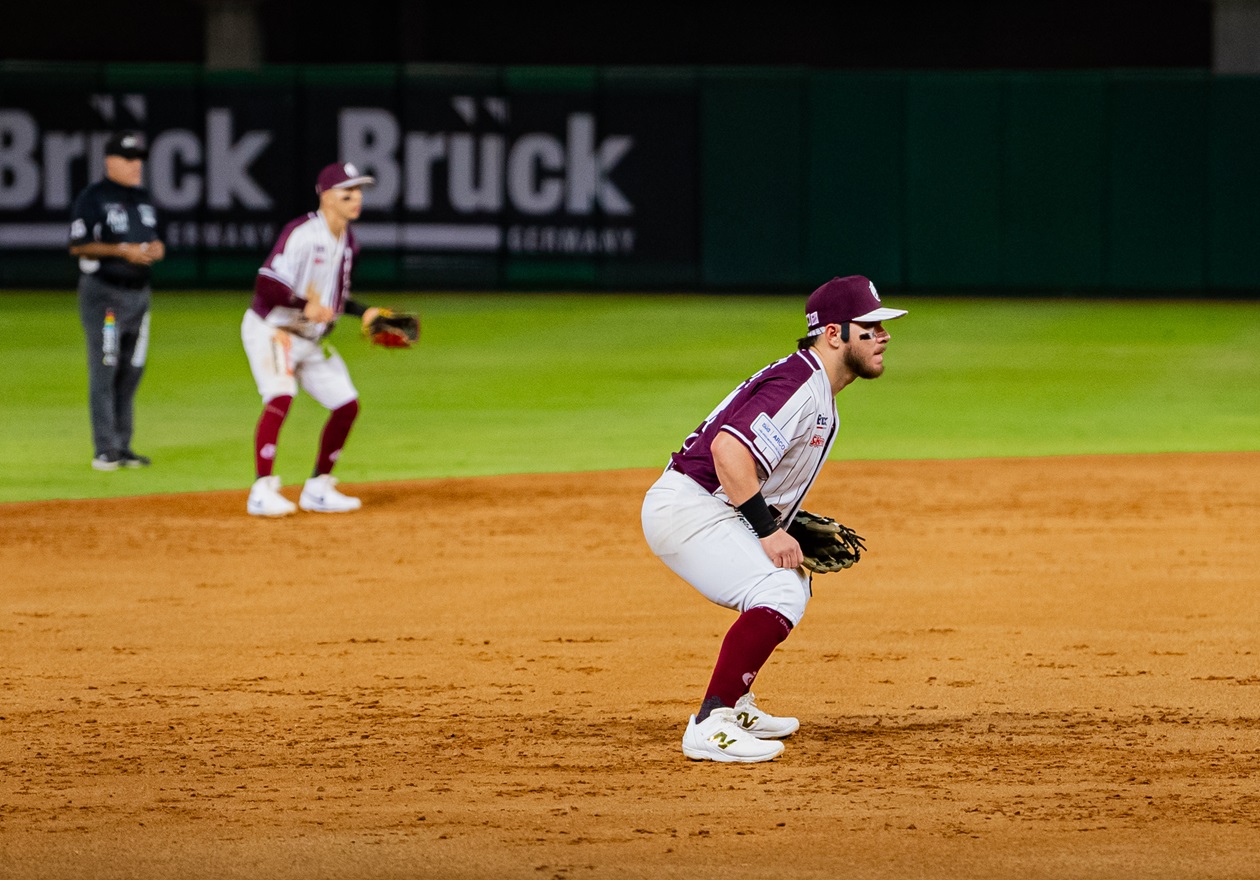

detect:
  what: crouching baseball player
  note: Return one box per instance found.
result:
[641,275,907,762]
[242,162,384,517]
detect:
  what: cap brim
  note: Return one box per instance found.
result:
[852,307,907,322]
[329,176,376,190]
[108,150,147,160]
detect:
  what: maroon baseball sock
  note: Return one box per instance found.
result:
[313,399,359,477]
[254,394,292,478]
[697,605,794,722]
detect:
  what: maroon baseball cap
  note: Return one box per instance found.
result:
[804,275,907,337]
[315,162,376,195]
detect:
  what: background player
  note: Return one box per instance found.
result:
[241,162,385,517]
[641,275,907,762]
[69,131,165,470]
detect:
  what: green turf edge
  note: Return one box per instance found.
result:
[1,292,1257,502]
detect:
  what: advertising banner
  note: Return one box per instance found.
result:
[0,65,700,289]
[0,78,112,286]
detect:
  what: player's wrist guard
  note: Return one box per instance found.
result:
[737,492,780,538]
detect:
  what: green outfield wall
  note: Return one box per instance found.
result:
[1,63,1256,294]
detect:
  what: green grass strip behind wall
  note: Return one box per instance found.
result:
[1,292,1257,502]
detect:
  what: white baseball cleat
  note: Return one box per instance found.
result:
[732,692,800,739]
[247,475,296,517]
[681,708,785,763]
[299,474,362,513]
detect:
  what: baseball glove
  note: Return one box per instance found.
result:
[786,510,866,574]
[364,309,420,348]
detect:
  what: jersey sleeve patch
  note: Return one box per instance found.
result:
[751,412,789,462]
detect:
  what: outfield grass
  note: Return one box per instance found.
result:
[1,291,1257,503]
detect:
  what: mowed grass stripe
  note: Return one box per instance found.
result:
[0,292,1257,502]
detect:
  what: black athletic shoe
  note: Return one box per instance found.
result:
[120,450,151,468]
[92,451,122,471]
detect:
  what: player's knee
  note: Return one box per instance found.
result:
[333,398,360,423]
[263,394,293,419]
[746,571,810,627]
[772,595,809,628]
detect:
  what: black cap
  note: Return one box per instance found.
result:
[104,131,148,160]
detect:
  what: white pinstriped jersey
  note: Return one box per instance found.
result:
[253,210,357,337]
[669,348,838,524]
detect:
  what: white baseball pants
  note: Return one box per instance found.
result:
[241,309,357,409]
[641,468,811,626]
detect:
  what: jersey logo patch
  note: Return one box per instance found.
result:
[751,413,788,458]
[105,205,129,234]
[809,435,825,447]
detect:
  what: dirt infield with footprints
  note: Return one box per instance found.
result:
[3,453,1258,879]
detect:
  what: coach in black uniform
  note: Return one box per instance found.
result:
[69,131,165,471]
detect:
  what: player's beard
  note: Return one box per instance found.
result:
[844,346,885,380]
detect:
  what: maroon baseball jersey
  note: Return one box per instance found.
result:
[669,348,838,523]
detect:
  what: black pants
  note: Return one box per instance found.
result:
[77,275,151,457]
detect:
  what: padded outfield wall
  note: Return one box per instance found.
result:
[1,63,1257,293]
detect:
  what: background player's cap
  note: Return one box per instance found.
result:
[104,131,148,160]
[805,275,907,337]
[315,162,376,194]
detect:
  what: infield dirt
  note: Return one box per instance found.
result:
[3,453,1258,879]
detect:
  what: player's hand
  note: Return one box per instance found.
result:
[303,284,335,323]
[145,240,165,262]
[119,242,158,265]
[361,307,381,329]
[759,529,803,570]
[304,300,335,323]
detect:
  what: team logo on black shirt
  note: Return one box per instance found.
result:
[105,205,129,234]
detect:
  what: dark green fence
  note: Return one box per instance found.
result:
[1,63,1255,293]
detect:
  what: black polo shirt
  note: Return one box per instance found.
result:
[69,178,163,289]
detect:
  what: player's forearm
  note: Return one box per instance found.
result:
[70,242,129,258]
[70,241,163,264]
[713,430,793,556]
[711,431,763,506]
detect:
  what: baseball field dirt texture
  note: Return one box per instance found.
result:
[3,452,1258,879]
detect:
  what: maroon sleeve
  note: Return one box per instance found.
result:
[668,353,815,492]
[250,273,300,318]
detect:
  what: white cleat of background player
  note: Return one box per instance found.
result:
[247,475,297,517]
[299,475,361,513]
